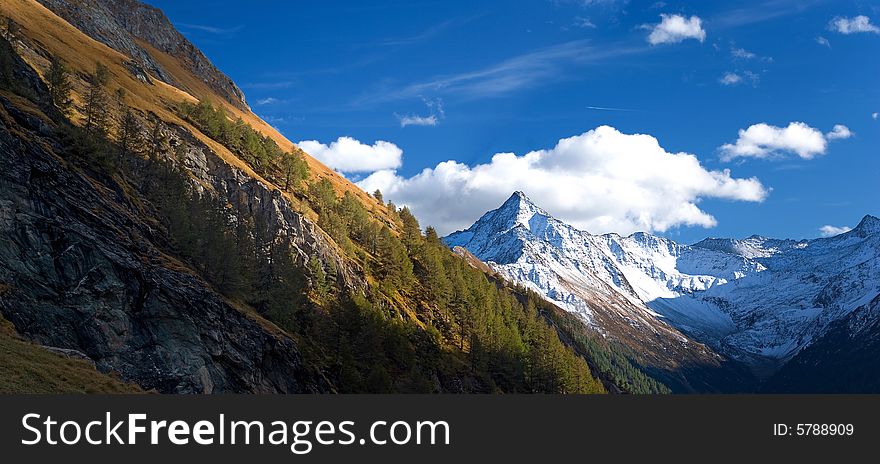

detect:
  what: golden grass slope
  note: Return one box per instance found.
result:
[0,0,392,224]
[0,311,142,394]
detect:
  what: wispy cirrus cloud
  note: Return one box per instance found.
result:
[177,23,245,35]
[397,115,439,127]
[560,16,597,31]
[371,17,478,47]
[731,46,773,62]
[586,105,635,112]
[396,97,445,127]
[364,40,643,103]
[719,72,743,86]
[242,81,296,90]
[719,70,760,87]
[714,0,825,28]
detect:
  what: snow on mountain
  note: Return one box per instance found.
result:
[445,192,880,367]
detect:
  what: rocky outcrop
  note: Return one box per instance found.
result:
[170,126,363,288]
[35,0,248,110]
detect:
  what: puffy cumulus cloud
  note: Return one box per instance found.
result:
[826,124,853,140]
[829,15,880,34]
[646,14,706,45]
[297,137,402,173]
[720,122,851,161]
[819,225,852,237]
[358,126,767,235]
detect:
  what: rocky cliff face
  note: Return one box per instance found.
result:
[35,0,249,110]
[168,124,363,289]
[0,45,326,393]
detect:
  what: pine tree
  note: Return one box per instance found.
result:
[373,189,383,203]
[117,107,143,158]
[45,56,73,114]
[308,255,329,299]
[398,206,423,254]
[146,116,168,160]
[0,34,15,91]
[83,63,111,136]
[309,178,337,212]
[282,151,309,190]
[113,87,127,113]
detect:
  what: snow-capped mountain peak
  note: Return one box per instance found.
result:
[445,192,880,370]
[480,191,552,232]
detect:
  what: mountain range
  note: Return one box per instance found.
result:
[446,192,880,391]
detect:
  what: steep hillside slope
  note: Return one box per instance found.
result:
[2,0,392,227]
[0,57,326,392]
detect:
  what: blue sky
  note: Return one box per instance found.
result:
[150,0,878,243]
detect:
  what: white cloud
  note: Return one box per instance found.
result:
[720,72,742,85]
[396,97,445,127]
[719,71,759,86]
[646,14,706,45]
[720,122,851,161]
[573,16,596,29]
[829,15,880,34]
[375,40,642,102]
[826,124,853,140]
[819,225,851,237]
[873,112,878,120]
[730,46,772,62]
[358,126,767,235]
[256,97,279,105]
[297,137,403,173]
[397,115,439,127]
[731,47,756,59]
[177,23,245,35]
[816,36,831,47]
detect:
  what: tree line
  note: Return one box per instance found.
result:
[177,99,308,190]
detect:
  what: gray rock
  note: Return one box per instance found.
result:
[0,93,327,393]
[35,0,248,110]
